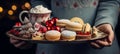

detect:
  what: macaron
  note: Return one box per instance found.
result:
[45,30,61,41]
[56,19,71,27]
[61,30,76,41]
[70,17,84,25]
[65,22,83,31]
[76,23,91,40]
[82,23,91,33]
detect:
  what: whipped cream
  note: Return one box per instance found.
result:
[30,5,51,14]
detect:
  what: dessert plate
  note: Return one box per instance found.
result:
[6,31,108,44]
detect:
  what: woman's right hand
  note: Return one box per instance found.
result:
[10,38,33,49]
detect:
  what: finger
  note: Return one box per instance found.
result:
[90,42,101,48]
[96,40,110,46]
[10,38,21,44]
[107,31,114,45]
[14,41,26,48]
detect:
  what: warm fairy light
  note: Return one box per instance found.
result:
[11,5,17,11]
[0,6,3,13]
[8,10,13,15]
[25,2,31,9]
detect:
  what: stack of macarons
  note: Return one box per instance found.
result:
[56,19,71,27]
[70,17,92,39]
[56,17,92,40]
[31,17,97,41]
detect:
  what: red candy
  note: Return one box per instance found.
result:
[47,26,51,31]
[51,17,59,23]
[54,26,61,32]
[38,26,47,33]
[45,17,61,31]
[41,26,47,33]
[15,22,21,27]
[46,20,54,27]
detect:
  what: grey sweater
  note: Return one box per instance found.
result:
[30,0,120,54]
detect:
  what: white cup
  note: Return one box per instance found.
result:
[19,10,51,24]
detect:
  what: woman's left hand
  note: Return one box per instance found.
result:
[90,24,114,48]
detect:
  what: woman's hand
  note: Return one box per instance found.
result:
[10,38,34,49]
[90,24,114,48]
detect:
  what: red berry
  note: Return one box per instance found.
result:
[47,26,51,31]
[41,26,47,33]
[55,26,61,31]
[15,22,21,27]
[52,26,61,32]
[52,17,59,23]
[46,20,54,26]
[51,26,55,30]
[38,28,42,33]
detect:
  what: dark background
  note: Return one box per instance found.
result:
[0,0,36,54]
[0,0,120,54]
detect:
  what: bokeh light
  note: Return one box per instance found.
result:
[0,6,3,13]
[8,10,13,15]
[11,5,17,11]
[24,2,31,9]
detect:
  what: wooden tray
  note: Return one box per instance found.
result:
[6,31,108,44]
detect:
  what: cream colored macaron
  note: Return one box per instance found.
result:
[61,30,76,41]
[65,22,83,31]
[70,17,84,25]
[45,30,61,41]
[82,23,91,33]
[56,19,71,27]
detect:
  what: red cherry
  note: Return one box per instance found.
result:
[51,26,55,30]
[38,26,47,33]
[50,20,54,25]
[47,26,51,31]
[38,28,42,33]
[53,26,61,32]
[41,26,47,33]
[15,22,21,27]
[56,26,61,31]
[52,17,59,23]
[46,20,54,26]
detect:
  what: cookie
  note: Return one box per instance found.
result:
[61,30,76,41]
[70,17,84,25]
[45,30,61,41]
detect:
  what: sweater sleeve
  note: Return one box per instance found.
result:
[94,0,120,30]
